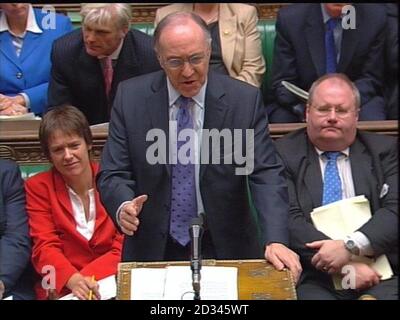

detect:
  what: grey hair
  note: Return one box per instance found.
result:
[308,73,361,110]
[80,3,131,30]
[154,12,212,54]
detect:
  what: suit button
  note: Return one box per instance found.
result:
[16,72,23,79]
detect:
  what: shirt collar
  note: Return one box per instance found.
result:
[315,146,350,158]
[97,38,124,61]
[320,4,344,24]
[166,77,207,110]
[0,5,42,35]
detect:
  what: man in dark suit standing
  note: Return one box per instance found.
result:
[47,3,160,125]
[275,74,398,299]
[267,3,387,123]
[0,160,34,300]
[97,12,301,282]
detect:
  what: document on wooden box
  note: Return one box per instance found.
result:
[310,195,393,289]
[131,266,238,300]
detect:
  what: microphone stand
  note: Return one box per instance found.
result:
[189,214,204,300]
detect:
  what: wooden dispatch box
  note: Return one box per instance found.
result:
[117,259,297,300]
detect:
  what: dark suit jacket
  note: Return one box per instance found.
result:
[47,28,160,125]
[97,71,289,262]
[270,4,386,110]
[275,129,398,274]
[383,3,398,120]
[0,160,34,300]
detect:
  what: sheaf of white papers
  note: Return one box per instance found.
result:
[310,195,393,289]
[130,266,238,300]
[59,274,117,300]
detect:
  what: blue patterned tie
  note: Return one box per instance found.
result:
[170,96,197,246]
[325,18,339,74]
[322,152,342,205]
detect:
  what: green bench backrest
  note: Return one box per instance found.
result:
[20,164,51,180]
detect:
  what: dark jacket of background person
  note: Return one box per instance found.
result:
[0,159,34,300]
[383,3,398,120]
[268,4,387,122]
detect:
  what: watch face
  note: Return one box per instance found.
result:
[346,240,359,254]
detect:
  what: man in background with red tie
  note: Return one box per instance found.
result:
[97,12,302,283]
[275,74,398,299]
[47,3,160,125]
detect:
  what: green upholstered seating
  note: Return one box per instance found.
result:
[19,164,51,180]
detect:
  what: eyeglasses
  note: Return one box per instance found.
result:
[163,54,207,69]
[311,105,358,117]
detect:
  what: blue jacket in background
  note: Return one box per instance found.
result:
[0,8,72,114]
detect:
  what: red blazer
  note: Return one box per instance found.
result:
[25,162,123,299]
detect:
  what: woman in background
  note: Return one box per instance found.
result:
[0,3,72,116]
[25,106,123,300]
[155,3,265,88]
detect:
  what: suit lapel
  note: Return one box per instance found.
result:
[218,4,237,72]
[303,138,324,208]
[305,5,326,77]
[200,73,229,180]
[111,31,140,101]
[19,31,41,62]
[52,168,74,219]
[349,137,375,198]
[147,73,171,176]
[77,47,105,98]
[337,6,361,72]
[0,32,20,67]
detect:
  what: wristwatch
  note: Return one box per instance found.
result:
[344,238,360,256]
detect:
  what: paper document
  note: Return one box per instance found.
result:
[310,195,393,289]
[59,275,117,300]
[281,81,309,101]
[131,266,238,300]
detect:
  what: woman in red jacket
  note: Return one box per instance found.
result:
[25,105,124,300]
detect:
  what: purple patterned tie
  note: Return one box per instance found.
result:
[170,96,198,246]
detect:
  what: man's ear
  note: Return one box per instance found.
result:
[121,26,129,38]
[305,104,310,123]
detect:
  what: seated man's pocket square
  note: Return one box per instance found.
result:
[379,183,389,199]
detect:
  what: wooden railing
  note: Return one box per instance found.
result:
[0,120,397,165]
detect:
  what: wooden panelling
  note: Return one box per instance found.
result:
[32,3,287,23]
[1,120,397,165]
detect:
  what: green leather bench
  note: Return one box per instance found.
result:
[20,164,51,180]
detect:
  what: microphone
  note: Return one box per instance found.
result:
[189,213,204,300]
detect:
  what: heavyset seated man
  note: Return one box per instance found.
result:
[275,73,398,300]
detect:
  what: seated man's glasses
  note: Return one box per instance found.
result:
[164,54,206,69]
[311,105,358,117]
